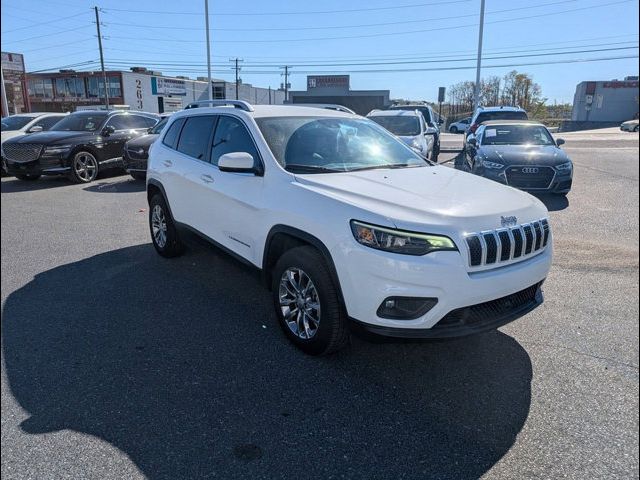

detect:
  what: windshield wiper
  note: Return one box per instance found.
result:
[285,164,343,173]
[350,163,425,171]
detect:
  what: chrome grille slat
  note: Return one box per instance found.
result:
[464,218,550,268]
[3,144,43,163]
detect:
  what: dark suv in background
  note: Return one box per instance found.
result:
[464,106,528,146]
[122,114,171,180]
[2,110,159,183]
[389,104,442,161]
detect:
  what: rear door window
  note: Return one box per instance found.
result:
[176,115,216,161]
[129,115,157,129]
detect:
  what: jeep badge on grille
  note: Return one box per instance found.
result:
[501,215,518,227]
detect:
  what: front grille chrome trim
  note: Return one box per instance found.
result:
[464,218,550,268]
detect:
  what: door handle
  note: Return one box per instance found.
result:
[162,160,173,167]
[200,174,214,184]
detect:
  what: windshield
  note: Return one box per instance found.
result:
[256,117,429,173]
[476,111,528,123]
[50,113,108,132]
[1,116,33,131]
[481,125,556,146]
[369,116,421,136]
[150,117,169,134]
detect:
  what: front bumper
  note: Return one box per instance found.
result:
[4,155,70,176]
[122,148,148,174]
[334,239,552,335]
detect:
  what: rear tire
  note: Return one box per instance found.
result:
[272,246,349,355]
[149,193,184,258]
[15,174,41,181]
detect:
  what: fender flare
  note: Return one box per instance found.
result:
[263,225,346,307]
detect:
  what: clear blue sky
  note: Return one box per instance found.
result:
[1,0,638,103]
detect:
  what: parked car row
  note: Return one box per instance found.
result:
[2,110,159,182]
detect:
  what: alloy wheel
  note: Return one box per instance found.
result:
[73,152,98,182]
[278,267,321,340]
[151,204,167,248]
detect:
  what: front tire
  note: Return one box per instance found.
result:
[272,246,349,355]
[450,126,459,134]
[68,151,99,183]
[149,193,184,258]
[15,174,41,181]
[634,125,639,132]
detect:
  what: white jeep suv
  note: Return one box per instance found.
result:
[147,100,552,355]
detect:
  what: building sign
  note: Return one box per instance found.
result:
[151,76,187,96]
[307,75,349,89]
[1,52,25,73]
[602,81,639,88]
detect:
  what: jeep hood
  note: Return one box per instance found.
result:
[294,165,547,232]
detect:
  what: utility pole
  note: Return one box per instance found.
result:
[473,0,485,111]
[94,6,109,110]
[230,58,243,100]
[204,0,213,101]
[281,66,290,103]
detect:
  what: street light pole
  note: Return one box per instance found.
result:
[473,0,485,111]
[205,0,213,101]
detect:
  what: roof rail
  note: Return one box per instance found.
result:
[184,100,254,112]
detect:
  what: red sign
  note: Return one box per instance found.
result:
[603,81,639,88]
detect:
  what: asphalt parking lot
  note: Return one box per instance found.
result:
[1,130,638,479]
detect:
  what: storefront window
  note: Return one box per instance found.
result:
[27,78,54,98]
[86,76,121,98]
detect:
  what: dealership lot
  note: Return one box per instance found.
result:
[1,133,638,479]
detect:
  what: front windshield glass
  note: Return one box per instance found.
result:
[256,117,429,173]
[369,116,421,136]
[481,125,556,146]
[150,117,169,134]
[1,116,33,131]
[50,112,108,132]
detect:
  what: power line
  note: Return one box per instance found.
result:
[98,0,635,44]
[102,0,580,32]
[1,11,90,33]
[20,38,96,53]
[2,25,93,44]
[101,0,471,16]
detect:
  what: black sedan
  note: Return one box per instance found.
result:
[464,120,572,196]
[122,115,170,180]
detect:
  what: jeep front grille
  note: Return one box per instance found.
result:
[465,219,549,267]
[3,144,43,163]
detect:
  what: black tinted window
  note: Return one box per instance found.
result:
[177,116,216,160]
[130,115,157,129]
[476,111,528,124]
[211,116,259,166]
[106,115,131,130]
[162,118,185,149]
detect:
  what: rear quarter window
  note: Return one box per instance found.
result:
[162,118,186,150]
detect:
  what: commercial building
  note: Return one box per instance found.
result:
[24,68,285,113]
[1,51,29,116]
[289,75,390,115]
[569,76,639,127]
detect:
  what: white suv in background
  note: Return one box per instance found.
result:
[147,100,552,355]
[1,112,68,143]
[367,109,435,160]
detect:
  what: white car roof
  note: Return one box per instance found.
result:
[172,104,357,120]
[367,109,421,118]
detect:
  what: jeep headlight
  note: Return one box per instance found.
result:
[555,161,572,171]
[350,220,457,256]
[482,160,504,169]
[43,145,72,156]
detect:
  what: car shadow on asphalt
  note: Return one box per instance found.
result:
[534,193,570,212]
[2,242,533,479]
[83,177,146,194]
[1,170,130,193]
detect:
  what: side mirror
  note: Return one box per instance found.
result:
[556,138,565,146]
[28,125,43,133]
[218,152,259,174]
[468,138,477,147]
[437,119,444,125]
[101,125,115,136]
[425,126,438,135]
